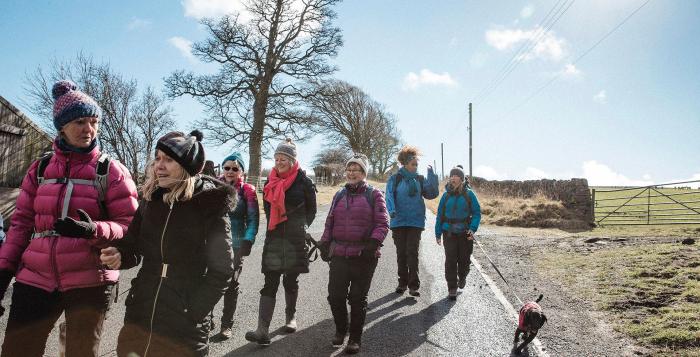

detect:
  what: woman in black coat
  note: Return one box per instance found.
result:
[245,138,317,346]
[100,131,235,357]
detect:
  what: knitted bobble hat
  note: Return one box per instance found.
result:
[346,153,369,174]
[449,165,465,181]
[52,80,102,130]
[275,138,297,161]
[156,130,206,176]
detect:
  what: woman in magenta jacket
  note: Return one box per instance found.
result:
[0,80,138,357]
[319,153,389,354]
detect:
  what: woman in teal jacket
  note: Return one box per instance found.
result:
[385,145,439,297]
[435,165,481,300]
[218,152,259,338]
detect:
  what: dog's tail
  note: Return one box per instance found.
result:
[536,294,543,303]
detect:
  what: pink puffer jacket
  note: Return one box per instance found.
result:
[0,141,138,292]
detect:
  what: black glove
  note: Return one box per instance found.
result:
[0,269,14,317]
[239,240,253,257]
[319,241,331,262]
[361,240,380,260]
[54,209,96,239]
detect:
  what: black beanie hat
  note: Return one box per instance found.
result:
[449,165,465,181]
[156,130,205,176]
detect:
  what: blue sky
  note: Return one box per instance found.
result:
[1,0,698,186]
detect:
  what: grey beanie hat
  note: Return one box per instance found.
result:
[275,138,297,161]
[346,153,369,174]
[449,165,465,181]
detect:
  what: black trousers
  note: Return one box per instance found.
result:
[1,281,114,357]
[260,271,300,297]
[392,227,422,290]
[221,249,244,329]
[443,232,474,289]
[327,256,378,342]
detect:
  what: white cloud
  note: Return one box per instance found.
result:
[520,167,550,180]
[520,5,534,19]
[168,36,197,62]
[582,160,653,187]
[126,17,151,31]
[593,90,607,104]
[182,0,247,20]
[402,69,458,91]
[559,63,582,78]
[474,165,507,180]
[485,26,567,61]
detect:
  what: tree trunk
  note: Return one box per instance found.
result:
[248,94,268,186]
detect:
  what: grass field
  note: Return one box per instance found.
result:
[540,242,700,356]
[593,186,700,225]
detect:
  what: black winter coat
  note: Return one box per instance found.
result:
[262,170,317,274]
[115,176,235,357]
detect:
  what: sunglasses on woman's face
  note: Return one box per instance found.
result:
[223,166,240,172]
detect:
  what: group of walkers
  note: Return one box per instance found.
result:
[0,80,481,356]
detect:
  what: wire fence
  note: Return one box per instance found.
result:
[592,180,700,226]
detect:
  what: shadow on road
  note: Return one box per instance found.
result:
[219,292,456,356]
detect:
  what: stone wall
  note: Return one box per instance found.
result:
[470,177,594,224]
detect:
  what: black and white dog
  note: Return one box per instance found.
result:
[512,294,547,355]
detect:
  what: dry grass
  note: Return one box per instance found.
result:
[426,181,590,230]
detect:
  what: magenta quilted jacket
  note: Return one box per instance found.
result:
[0,142,138,292]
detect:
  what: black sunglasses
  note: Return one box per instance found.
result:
[223,167,240,172]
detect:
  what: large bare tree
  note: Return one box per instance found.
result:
[165,0,343,180]
[310,80,401,177]
[24,53,175,183]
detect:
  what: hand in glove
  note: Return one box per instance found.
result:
[319,241,331,262]
[54,209,96,239]
[239,240,253,257]
[466,230,475,241]
[361,240,380,260]
[0,270,14,317]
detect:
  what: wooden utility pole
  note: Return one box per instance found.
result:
[440,143,445,180]
[469,102,473,179]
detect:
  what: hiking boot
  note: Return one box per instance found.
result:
[448,288,458,300]
[409,289,420,297]
[345,340,361,354]
[395,285,407,294]
[458,276,467,289]
[284,291,298,333]
[332,332,346,347]
[220,327,232,339]
[244,296,275,346]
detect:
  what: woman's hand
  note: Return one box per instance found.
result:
[100,247,122,270]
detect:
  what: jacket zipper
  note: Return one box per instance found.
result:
[144,200,174,357]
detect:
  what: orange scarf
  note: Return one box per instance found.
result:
[263,161,300,231]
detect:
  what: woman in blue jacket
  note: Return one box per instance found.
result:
[218,152,259,339]
[385,145,439,297]
[435,165,481,300]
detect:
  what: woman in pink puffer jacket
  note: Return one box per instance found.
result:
[0,80,138,357]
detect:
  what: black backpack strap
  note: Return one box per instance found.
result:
[392,173,402,204]
[364,185,375,210]
[329,188,347,215]
[36,152,54,184]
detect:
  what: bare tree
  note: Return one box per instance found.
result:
[23,53,175,183]
[164,0,343,179]
[310,80,401,177]
[313,146,350,185]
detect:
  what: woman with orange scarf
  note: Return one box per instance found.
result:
[245,138,317,346]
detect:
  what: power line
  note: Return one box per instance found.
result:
[472,0,576,104]
[497,0,653,120]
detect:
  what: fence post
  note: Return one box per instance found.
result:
[591,189,596,225]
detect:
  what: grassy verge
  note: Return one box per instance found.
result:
[539,243,700,356]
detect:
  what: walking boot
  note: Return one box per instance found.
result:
[332,332,346,347]
[345,340,361,354]
[245,296,276,346]
[448,288,458,300]
[284,291,298,333]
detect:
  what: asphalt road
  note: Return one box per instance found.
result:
[0,205,528,357]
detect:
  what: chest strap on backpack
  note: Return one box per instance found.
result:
[36,153,111,220]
